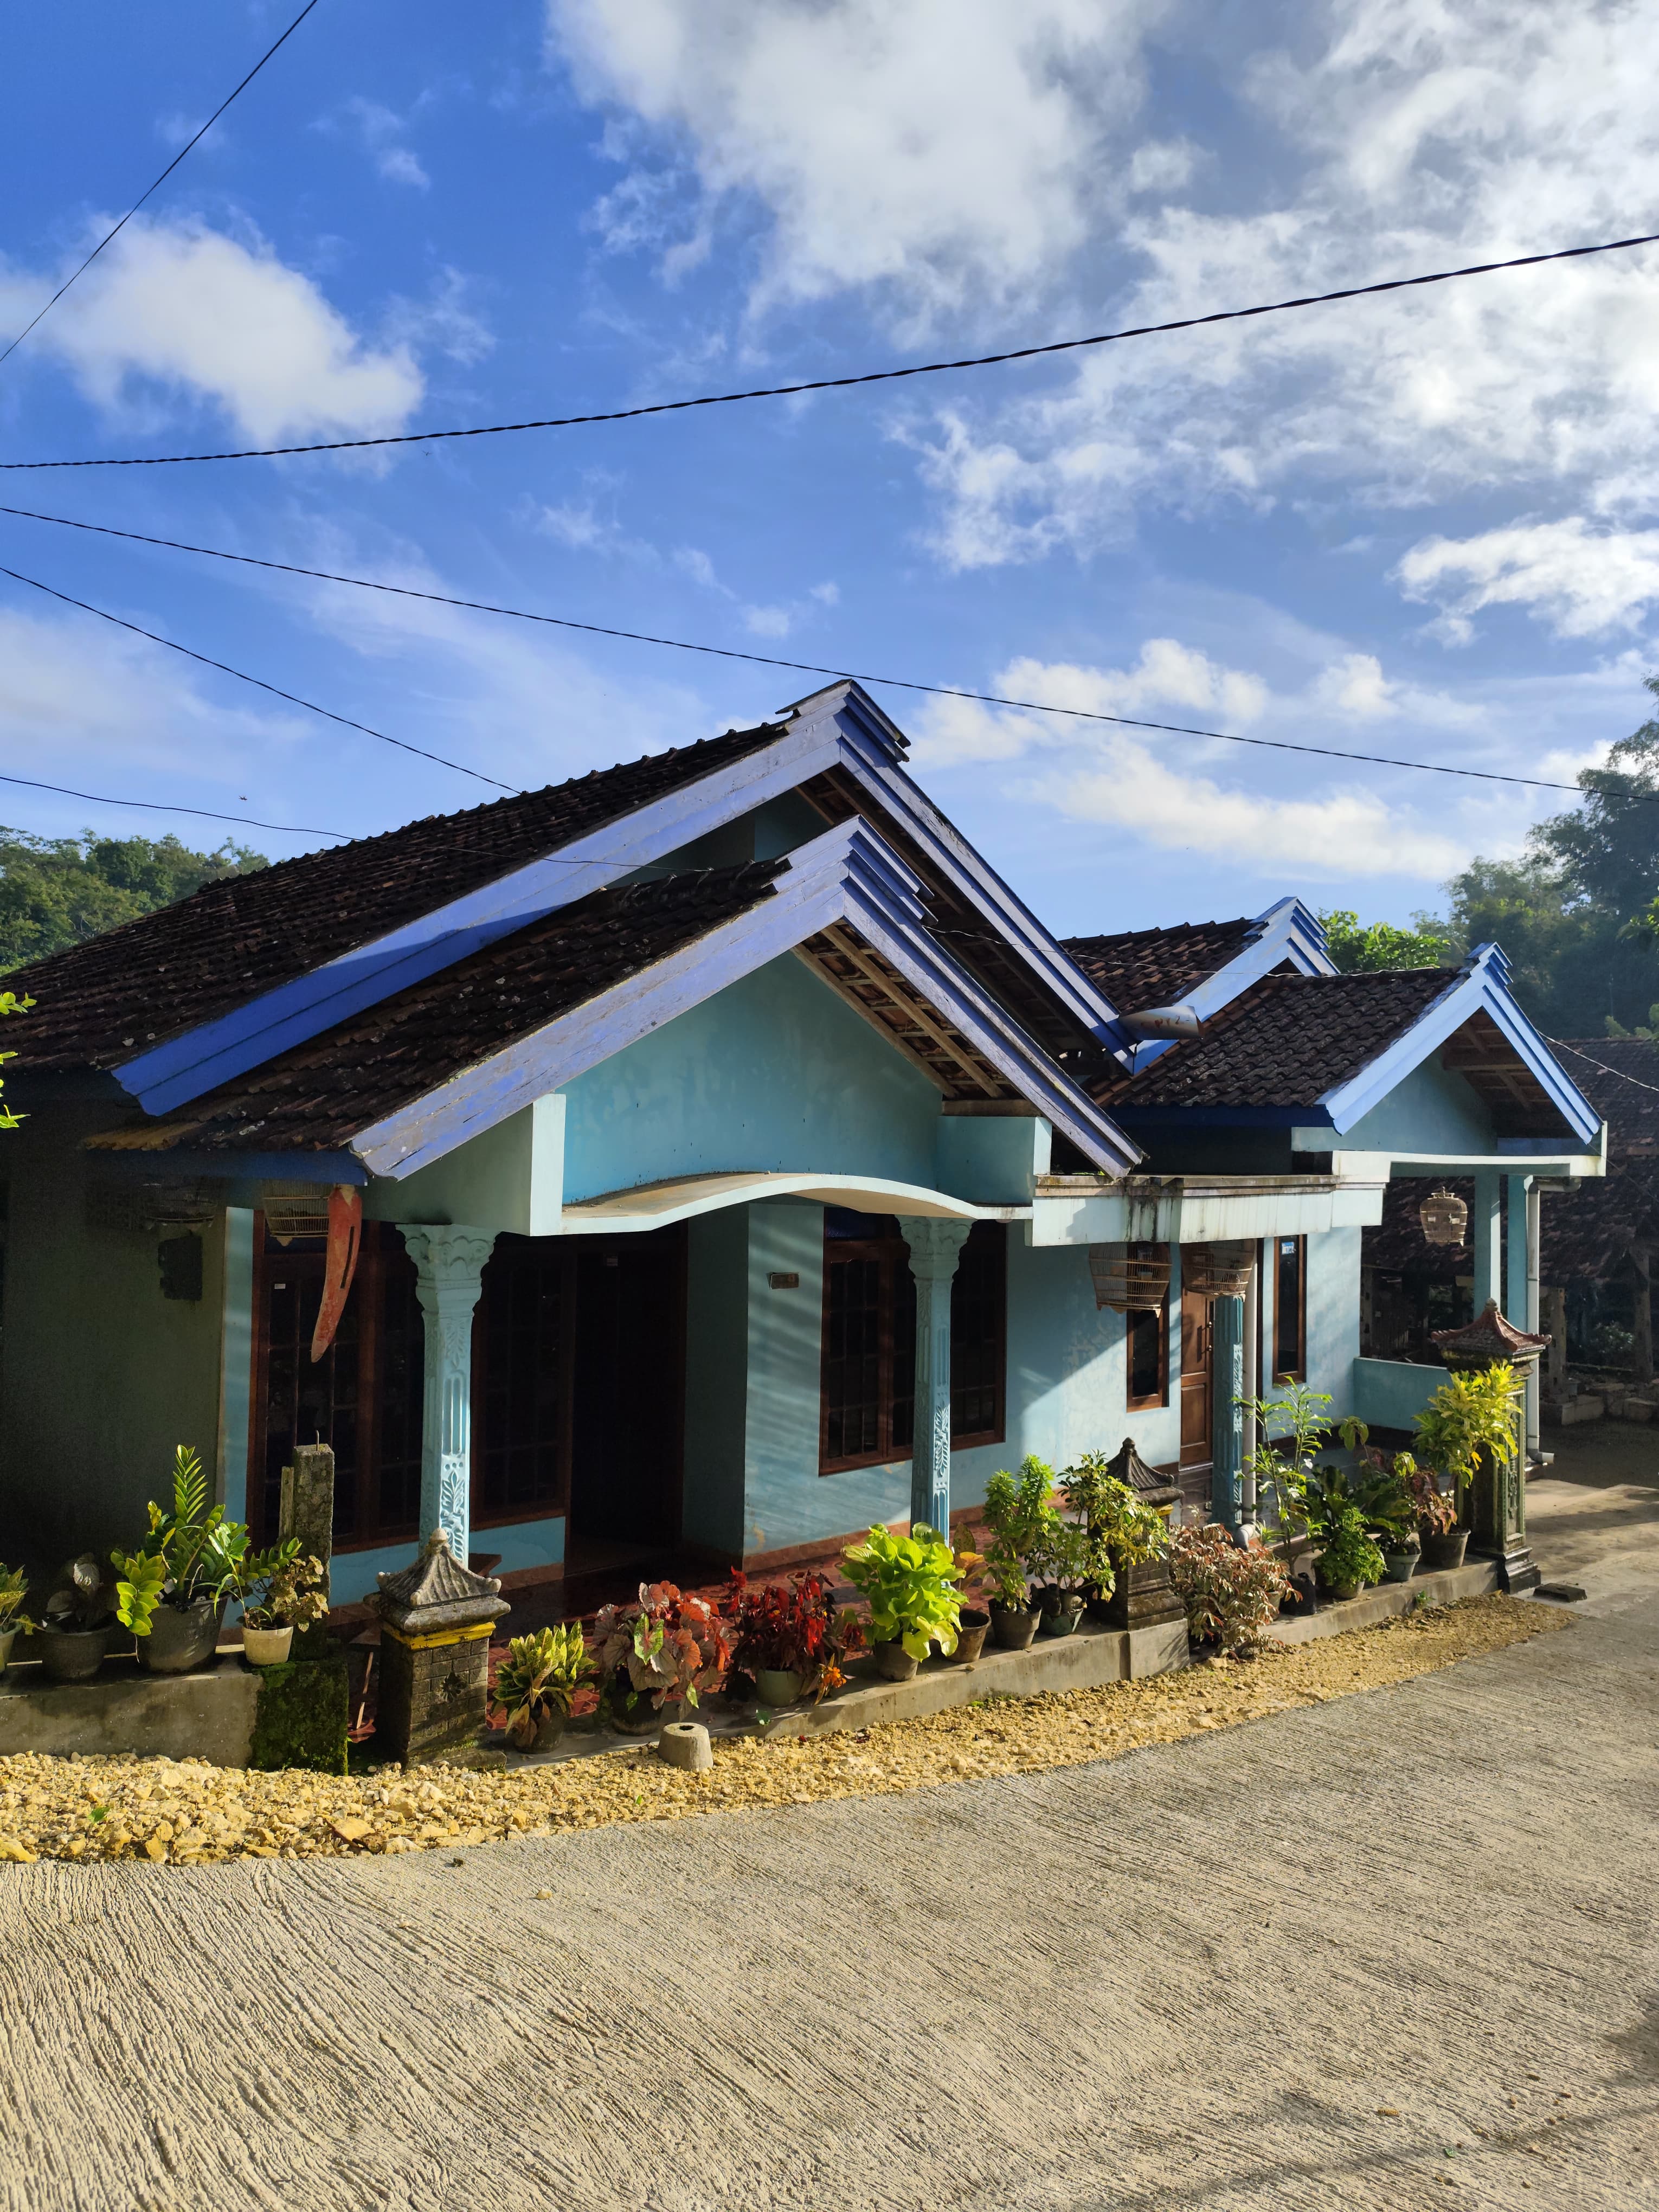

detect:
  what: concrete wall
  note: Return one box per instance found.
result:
[0,1108,227,1579]
[1334,1058,1493,1153]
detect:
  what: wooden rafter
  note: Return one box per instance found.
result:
[795,921,1017,1102]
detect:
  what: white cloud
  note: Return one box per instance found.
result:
[914,641,1269,768]
[330,97,430,188]
[1396,518,1659,638]
[0,216,422,442]
[549,0,1168,326]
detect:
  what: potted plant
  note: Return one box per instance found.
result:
[839,1522,962,1679]
[491,1623,598,1750]
[723,1568,863,1705]
[1168,1523,1289,1656]
[111,1446,251,1673]
[35,1555,117,1681]
[1311,1503,1385,1602]
[235,1547,329,1667]
[1059,1454,1171,1623]
[0,1564,34,1675]
[1028,1514,1091,1636]
[1412,1369,1519,1568]
[1242,1383,1369,1584]
[1361,1450,1424,1582]
[980,1459,1062,1650]
[947,1538,991,1663]
[593,1581,732,1732]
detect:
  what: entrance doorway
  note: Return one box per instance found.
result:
[1180,1269,1212,1475]
[567,1228,686,1559]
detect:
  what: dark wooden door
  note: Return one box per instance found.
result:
[1180,1277,1212,1470]
[568,1226,686,1551]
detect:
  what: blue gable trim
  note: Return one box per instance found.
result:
[1319,942,1602,1143]
[349,818,1142,1183]
[1121,895,1336,1073]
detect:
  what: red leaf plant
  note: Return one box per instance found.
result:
[593,1581,733,1722]
[723,1569,865,1701]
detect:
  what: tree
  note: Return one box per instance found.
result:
[1317,909,1448,973]
[0,827,267,974]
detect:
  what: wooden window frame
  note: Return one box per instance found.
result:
[818,1221,1006,1475]
[1272,1233,1308,1384]
[1125,1291,1169,1412]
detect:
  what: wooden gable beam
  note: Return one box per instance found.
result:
[821,924,1006,1098]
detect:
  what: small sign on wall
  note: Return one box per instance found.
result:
[768,1271,800,1290]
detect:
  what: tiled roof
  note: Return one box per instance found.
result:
[1098,967,1452,1110]
[88,862,783,1158]
[1062,918,1255,1011]
[1546,1038,1659,1149]
[8,721,785,1072]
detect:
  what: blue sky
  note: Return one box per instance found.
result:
[3,0,1658,937]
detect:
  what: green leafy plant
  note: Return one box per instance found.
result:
[1058,1453,1169,1596]
[1299,1460,1414,1547]
[1316,1506,1385,1595]
[491,1624,598,1750]
[1412,1365,1520,1508]
[110,1445,250,1636]
[1241,1383,1370,1557]
[41,1554,114,1634]
[980,1458,1067,1611]
[0,1564,35,1637]
[593,1581,732,1718]
[237,1548,329,1632]
[0,988,33,1132]
[1382,1450,1456,1536]
[1168,1524,1289,1655]
[840,1522,962,1660]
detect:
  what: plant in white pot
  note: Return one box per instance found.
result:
[0,1564,35,1675]
[111,1446,250,1673]
[236,1547,329,1667]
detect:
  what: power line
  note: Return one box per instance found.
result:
[0,559,516,791]
[1548,1038,1659,1096]
[5,498,1655,807]
[5,225,1658,470]
[0,0,323,371]
[0,768,345,841]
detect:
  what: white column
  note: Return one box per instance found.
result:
[901,1218,972,1536]
[400,1225,497,1568]
[1471,1171,1503,1312]
[1525,1180,1543,1461]
[1239,1246,1261,1538]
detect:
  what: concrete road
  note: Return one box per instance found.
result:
[3,1490,1658,2211]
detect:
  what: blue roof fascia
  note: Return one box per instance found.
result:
[791,681,1135,1054]
[350,816,1141,1183]
[1317,943,1603,1143]
[114,716,852,1120]
[1185,896,1336,1021]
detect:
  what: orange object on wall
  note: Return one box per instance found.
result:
[310,1185,363,1362]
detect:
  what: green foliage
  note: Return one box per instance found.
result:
[980,1458,1066,1610]
[1316,1506,1386,1594]
[1058,1452,1169,1593]
[236,1545,327,1631]
[1383,1449,1456,1535]
[42,1554,114,1632]
[1168,1524,1289,1654]
[248,1651,349,1774]
[1317,909,1448,974]
[840,1523,963,1660]
[0,1564,35,1637]
[0,987,33,1132]
[492,1624,597,1748]
[111,1445,250,1634]
[1240,1383,1369,1545]
[0,826,266,974]
[1413,1365,1520,1502]
[1299,1459,1414,1546]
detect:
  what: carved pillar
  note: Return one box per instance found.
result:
[1429,1298,1546,1594]
[900,1218,972,1535]
[1210,1294,1246,1535]
[399,1225,497,1570]
[1471,1170,1503,1313]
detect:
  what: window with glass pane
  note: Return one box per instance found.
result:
[475,1236,569,1521]
[1274,1235,1306,1381]
[1127,1302,1167,1409]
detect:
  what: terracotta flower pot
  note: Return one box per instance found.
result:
[1419,1527,1470,1572]
[952,1608,991,1664]
[874,1640,921,1682]
[989,1603,1039,1651]
[754,1667,805,1707]
[241,1624,293,1667]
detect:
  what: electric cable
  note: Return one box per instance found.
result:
[0,0,323,371]
[4,225,1657,468]
[6,499,1656,807]
[1547,1039,1659,1096]
[0,560,516,791]
[0,768,345,840]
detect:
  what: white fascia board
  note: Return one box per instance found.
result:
[350,818,1137,1182]
[559,1169,1027,1233]
[1321,1145,1606,1180]
[1028,1172,1386,1247]
[116,718,848,1117]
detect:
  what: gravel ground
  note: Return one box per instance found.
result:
[0,1597,1556,1866]
[3,1585,1654,2212]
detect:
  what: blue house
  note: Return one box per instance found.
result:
[0,682,1606,1607]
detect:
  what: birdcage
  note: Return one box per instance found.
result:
[1182,1240,1256,1298]
[1088,1242,1171,1313]
[1418,1187,1468,1248]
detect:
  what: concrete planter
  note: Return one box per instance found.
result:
[241,1625,294,1668]
[874,1641,920,1682]
[139,1598,224,1675]
[990,1604,1039,1651]
[1420,1528,1470,1572]
[36,1625,113,1683]
[0,1630,14,1676]
[754,1667,804,1706]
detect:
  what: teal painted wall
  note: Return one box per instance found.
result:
[1306,1227,1365,1413]
[0,1109,227,1580]
[327,1516,565,1609]
[1334,1058,1493,1153]
[561,954,943,1201]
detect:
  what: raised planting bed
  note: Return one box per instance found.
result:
[0,1649,348,1771]
[1263,1557,1497,1647]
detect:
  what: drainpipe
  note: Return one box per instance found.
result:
[1239,1249,1261,1539]
[901,1219,973,1536]
[400,1225,499,1570]
[1211,1295,1246,1538]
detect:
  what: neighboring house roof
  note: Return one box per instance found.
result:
[1531,1040,1659,1282]
[1063,918,1256,1009]
[1545,1039,1659,1153]
[8,721,785,1075]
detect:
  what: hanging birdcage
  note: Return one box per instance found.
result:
[1418,1187,1468,1248]
[1183,1239,1257,1298]
[1088,1242,1171,1313]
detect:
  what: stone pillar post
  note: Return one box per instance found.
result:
[900,1218,972,1536]
[1210,1294,1246,1535]
[1525,1180,1544,1460]
[278,1442,336,1656]
[1471,1170,1503,1313]
[1631,1246,1654,1392]
[1429,1300,1545,1594]
[398,1226,497,1571]
[372,1530,509,1767]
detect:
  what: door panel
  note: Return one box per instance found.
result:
[569,1227,686,1550]
[1180,1276,1212,1470]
